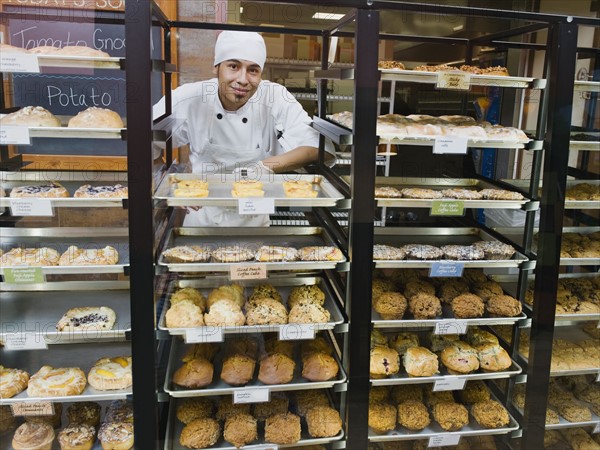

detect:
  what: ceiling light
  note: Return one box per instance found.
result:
[312,12,345,20]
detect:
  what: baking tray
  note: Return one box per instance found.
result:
[379,68,540,89]
[154,174,346,208]
[368,393,520,442]
[372,227,530,269]
[164,337,347,398]
[164,396,344,450]
[0,227,129,275]
[545,412,600,430]
[0,281,131,344]
[158,277,344,336]
[0,343,132,404]
[370,177,530,209]
[574,80,600,93]
[0,171,128,208]
[158,227,348,273]
[501,179,600,209]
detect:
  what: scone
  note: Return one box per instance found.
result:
[12,422,55,450]
[245,298,288,325]
[56,306,116,331]
[391,384,424,404]
[87,356,132,390]
[373,292,407,320]
[471,400,510,428]
[368,402,397,434]
[223,413,258,447]
[58,245,119,265]
[288,302,330,323]
[68,107,124,128]
[161,246,211,263]
[179,417,220,448]
[432,401,469,431]
[207,284,245,309]
[0,106,61,127]
[397,400,430,431]
[258,353,295,385]
[302,352,339,381]
[403,346,439,377]
[165,300,204,328]
[66,402,101,426]
[486,294,523,317]
[97,421,133,450]
[27,366,87,397]
[176,397,214,424]
[452,293,485,318]
[172,358,213,389]
[370,386,390,403]
[10,182,69,198]
[204,299,245,327]
[57,423,96,450]
[441,341,480,374]
[388,332,419,356]
[216,397,251,421]
[459,381,490,404]
[73,184,128,198]
[220,354,256,386]
[370,346,400,378]
[0,366,29,398]
[288,284,325,308]
[264,413,301,444]
[476,343,512,371]
[305,406,342,437]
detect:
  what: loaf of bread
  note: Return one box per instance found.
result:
[0,106,61,127]
[68,107,124,128]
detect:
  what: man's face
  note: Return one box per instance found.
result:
[215,59,262,111]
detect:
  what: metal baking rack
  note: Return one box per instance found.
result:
[574,80,600,93]
[164,337,347,398]
[158,277,345,337]
[164,395,345,450]
[501,179,600,209]
[0,342,132,404]
[0,227,130,275]
[158,227,348,273]
[372,227,530,269]
[0,171,128,208]
[0,281,131,345]
[26,125,125,140]
[154,174,348,208]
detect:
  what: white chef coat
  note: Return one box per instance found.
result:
[154,79,334,227]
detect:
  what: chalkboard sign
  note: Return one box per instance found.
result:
[4,6,163,156]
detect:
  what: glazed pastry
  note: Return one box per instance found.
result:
[27,366,86,397]
[87,356,132,390]
[161,246,211,263]
[57,423,96,450]
[74,185,128,198]
[10,182,69,198]
[58,245,119,266]
[12,422,55,450]
[97,421,134,450]
[0,365,29,398]
[56,307,116,331]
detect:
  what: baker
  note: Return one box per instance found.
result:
[154,30,334,226]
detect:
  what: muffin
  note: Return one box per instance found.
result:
[258,353,296,384]
[223,413,258,448]
[305,406,342,437]
[224,337,259,359]
[173,358,214,388]
[216,398,251,421]
[397,400,430,431]
[432,402,469,431]
[441,341,480,374]
[294,389,329,417]
[370,346,400,378]
[300,336,332,358]
[370,386,390,403]
[404,280,436,299]
[264,413,301,444]
[302,352,339,381]
[392,384,424,404]
[176,397,214,424]
[408,293,442,319]
[471,400,510,428]
[373,292,408,320]
[263,337,295,359]
[179,418,220,448]
[12,422,55,450]
[368,402,397,434]
[57,423,96,450]
[220,354,256,386]
[438,279,470,303]
[486,294,523,317]
[473,281,504,301]
[424,390,455,408]
[451,293,485,318]
[252,393,289,422]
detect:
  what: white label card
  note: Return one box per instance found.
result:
[0,126,31,145]
[11,402,54,417]
[185,327,224,344]
[4,333,48,350]
[253,446,278,450]
[230,264,267,281]
[0,54,40,73]
[233,388,270,404]
[433,377,467,391]
[435,320,468,335]
[238,198,275,215]
[593,422,600,434]
[433,136,469,155]
[429,435,461,447]
[279,324,315,341]
[436,71,471,90]
[9,198,53,216]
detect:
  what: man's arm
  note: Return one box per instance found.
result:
[262,146,334,173]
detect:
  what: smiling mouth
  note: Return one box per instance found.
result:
[232,88,249,95]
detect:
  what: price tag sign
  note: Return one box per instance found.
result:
[4,333,48,350]
[185,327,224,344]
[279,324,315,341]
[431,200,465,216]
[230,264,267,281]
[435,320,468,335]
[238,198,275,215]
[9,198,53,216]
[429,435,460,447]
[433,377,467,391]
[0,126,31,145]
[3,268,46,284]
[11,402,54,417]
[433,136,469,155]
[429,262,464,278]
[233,388,270,404]
[436,71,471,90]
[0,54,40,73]
[593,422,600,434]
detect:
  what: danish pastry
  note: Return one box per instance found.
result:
[10,182,69,198]
[58,245,119,265]
[283,180,318,198]
[1,247,60,266]
[87,356,132,390]
[0,365,29,398]
[161,245,211,263]
[27,366,87,397]
[57,423,96,450]
[255,245,299,262]
[298,246,344,261]
[56,306,116,331]
[231,180,264,197]
[212,246,255,263]
[74,184,128,198]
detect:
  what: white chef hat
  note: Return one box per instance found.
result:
[214,31,267,70]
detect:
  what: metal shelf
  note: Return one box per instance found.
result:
[574,80,600,93]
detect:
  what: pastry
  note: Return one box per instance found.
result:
[55,46,110,57]
[402,244,443,260]
[56,306,116,331]
[207,284,245,308]
[68,107,123,128]
[403,346,439,377]
[408,293,442,319]
[220,354,256,386]
[370,345,400,378]
[172,358,213,388]
[442,245,485,260]
[73,184,128,198]
[212,246,255,262]
[404,280,436,299]
[66,402,101,426]
[97,421,134,450]
[58,245,119,265]
[397,400,430,431]
[248,284,282,303]
[471,400,510,428]
[294,389,329,417]
[432,402,469,431]
[438,279,470,303]
[12,422,55,450]
[0,366,29,398]
[87,356,132,390]
[476,343,512,371]
[452,293,485,318]
[245,297,288,325]
[441,341,479,374]
[368,402,396,434]
[428,333,460,353]
[28,46,60,54]
[179,418,220,448]
[161,245,211,263]
[558,400,592,422]
[263,337,295,358]
[264,414,302,445]
[375,186,402,198]
[204,299,245,326]
[302,351,339,381]
[459,381,491,404]
[216,397,250,421]
[252,393,289,421]
[466,328,499,347]
[231,180,264,197]
[223,413,258,448]
[305,406,342,437]
[27,366,87,397]
[373,244,406,260]
[255,245,299,262]
[486,294,522,317]
[57,423,96,450]
[10,182,69,198]
[400,188,443,199]
[298,246,344,261]
[258,353,295,384]
[0,106,61,127]
[173,179,209,198]
[388,332,419,356]
[441,188,483,200]
[472,240,516,260]
[288,302,330,323]
[378,60,406,70]
[176,397,214,424]
[371,329,388,348]
[283,180,318,198]
[165,300,204,328]
[1,247,61,266]
[288,284,325,308]
[372,278,396,298]
[373,292,407,320]
[105,400,133,423]
[479,188,524,200]
[473,280,504,301]
[424,390,455,408]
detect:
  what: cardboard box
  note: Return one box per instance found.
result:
[263,33,296,59]
[297,39,320,60]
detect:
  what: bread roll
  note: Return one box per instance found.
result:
[0,106,61,127]
[172,358,213,388]
[258,353,295,385]
[68,107,123,128]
